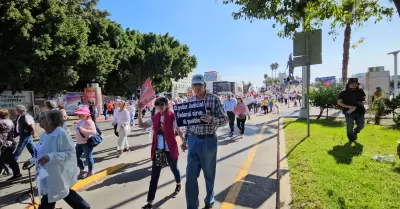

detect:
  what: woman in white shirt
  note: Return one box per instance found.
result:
[116,101,131,155]
[23,110,90,209]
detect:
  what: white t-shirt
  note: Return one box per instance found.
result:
[16,114,35,133]
[146,116,178,151]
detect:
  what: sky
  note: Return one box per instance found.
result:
[97,0,400,88]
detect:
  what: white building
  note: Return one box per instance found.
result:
[172,72,194,97]
[204,71,221,82]
[365,66,390,104]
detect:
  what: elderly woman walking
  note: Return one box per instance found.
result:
[0,109,22,181]
[74,107,97,178]
[23,110,90,209]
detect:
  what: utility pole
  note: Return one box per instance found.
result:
[388,50,400,97]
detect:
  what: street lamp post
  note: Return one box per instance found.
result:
[388,50,400,97]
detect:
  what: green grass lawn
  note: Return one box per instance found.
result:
[284,119,400,209]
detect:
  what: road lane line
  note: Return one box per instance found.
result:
[219,116,270,209]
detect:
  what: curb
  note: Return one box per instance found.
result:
[71,163,127,191]
[23,163,127,209]
[277,118,293,209]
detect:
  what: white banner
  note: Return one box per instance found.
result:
[0,91,34,119]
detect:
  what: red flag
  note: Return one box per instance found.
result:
[138,78,156,108]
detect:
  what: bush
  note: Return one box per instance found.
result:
[309,85,342,120]
[386,95,400,127]
[368,98,392,125]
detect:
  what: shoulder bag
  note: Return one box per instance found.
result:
[154,126,168,168]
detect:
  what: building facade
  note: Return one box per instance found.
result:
[204,71,221,82]
[365,66,390,104]
[172,72,195,97]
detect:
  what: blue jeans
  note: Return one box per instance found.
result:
[345,114,365,136]
[103,110,108,120]
[147,152,181,202]
[75,144,94,172]
[14,135,35,161]
[129,111,134,125]
[186,134,217,209]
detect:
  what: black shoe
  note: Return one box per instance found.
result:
[230,132,233,137]
[172,184,181,197]
[203,204,213,209]
[347,134,355,142]
[6,174,22,181]
[141,203,153,209]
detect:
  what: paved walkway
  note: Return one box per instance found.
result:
[1,104,299,209]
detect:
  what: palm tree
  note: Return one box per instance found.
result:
[341,2,355,86]
[270,62,279,79]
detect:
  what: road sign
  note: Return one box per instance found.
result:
[293,29,322,57]
[293,54,322,66]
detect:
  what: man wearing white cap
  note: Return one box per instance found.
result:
[181,74,228,209]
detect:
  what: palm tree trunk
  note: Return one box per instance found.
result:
[342,23,351,86]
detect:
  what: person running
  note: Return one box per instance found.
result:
[138,97,184,209]
[181,74,228,209]
[337,78,366,142]
[234,98,250,138]
[223,94,236,137]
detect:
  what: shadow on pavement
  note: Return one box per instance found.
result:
[328,142,364,164]
[0,188,36,208]
[86,158,152,191]
[214,174,277,208]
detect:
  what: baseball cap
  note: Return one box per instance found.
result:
[192,74,205,85]
[347,78,358,84]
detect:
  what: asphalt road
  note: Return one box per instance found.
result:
[1,105,300,209]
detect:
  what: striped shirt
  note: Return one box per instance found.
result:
[184,93,228,142]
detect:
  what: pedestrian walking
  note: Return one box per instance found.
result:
[74,107,96,178]
[13,105,37,161]
[22,110,90,209]
[0,109,22,181]
[58,104,70,134]
[223,94,236,137]
[234,98,250,138]
[181,74,229,209]
[138,97,184,209]
[116,100,131,155]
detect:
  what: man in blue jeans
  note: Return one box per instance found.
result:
[13,105,37,162]
[181,74,229,209]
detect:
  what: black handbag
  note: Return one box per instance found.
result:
[154,127,168,168]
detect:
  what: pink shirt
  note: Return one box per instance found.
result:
[75,120,96,144]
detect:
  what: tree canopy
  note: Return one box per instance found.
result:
[223,0,394,38]
[0,0,197,96]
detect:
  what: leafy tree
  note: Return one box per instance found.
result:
[309,84,342,120]
[263,74,280,86]
[223,0,394,85]
[0,0,88,95]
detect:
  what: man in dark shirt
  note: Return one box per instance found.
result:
[337,78,366,142]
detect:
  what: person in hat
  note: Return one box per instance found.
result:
[182,74,229,209]
[74,107,97,178]
[337,78,366,142]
